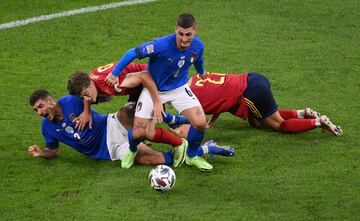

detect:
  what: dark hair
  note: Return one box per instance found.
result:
[67,71,91,96]
[29,89,51,106]
[176,13,196,28]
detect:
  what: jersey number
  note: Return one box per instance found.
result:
[194,73,226,87]
[97,63,115,73]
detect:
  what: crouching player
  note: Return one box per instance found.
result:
[67,62,187,168]
[164,72,343,136]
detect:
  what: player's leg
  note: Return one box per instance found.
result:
[121,88,152,168]
[278,108,321,120]
[171,85,212,171]
[170,124,234,157]
[135,143,173,165]
[163,112,190,128]
[263,111,318,133]
[145,117,188,167]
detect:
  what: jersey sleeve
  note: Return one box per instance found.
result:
[134,39,163,59]
[41,121,59,149]
[193,40,205,74]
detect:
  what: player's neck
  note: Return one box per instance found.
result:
[53,104,63,121]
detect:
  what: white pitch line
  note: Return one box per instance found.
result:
[0,0,157,30]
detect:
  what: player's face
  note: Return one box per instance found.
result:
[80,81,98,103]
[32,97,57,121]
[175,26,196,50]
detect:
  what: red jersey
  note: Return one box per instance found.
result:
[88,62,147,100]
[189,72,249,119]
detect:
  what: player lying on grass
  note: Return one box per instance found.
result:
[162,72,343,137]
[67,62,188,168]
[27,89,234,164]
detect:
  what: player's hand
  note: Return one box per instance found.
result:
[153,101,164,123]
[28,145,41,157]
[73,112,92,131]
[105,73,118,86]
[199,72,207,80]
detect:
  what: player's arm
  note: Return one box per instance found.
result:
[28,145,59,159]
[121,71,164,123]
[106,48,137,86]
[207,114,220,128]
[73,99,92,131]
[193,49,206,79]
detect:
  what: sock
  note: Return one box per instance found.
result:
[162,150,173,165]
[163,112,190,125]
[128,128,144,152]
[187,125,205,158]
[296,110,305,119]
[279,110,298,120]
[163,112,175,123]
[279,119,316,133]
[196,146,206,156]
[152,128,182,147]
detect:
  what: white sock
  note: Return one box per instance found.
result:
[297,110,305,119]
[315,118,321,126]
[201,145,209,154]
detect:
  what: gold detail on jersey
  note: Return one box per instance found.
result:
[194,73,226,87]
[97,63,115,72]
[244,98,262,118]
[89,73,99,80]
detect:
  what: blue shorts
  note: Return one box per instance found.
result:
[243,73,278,119]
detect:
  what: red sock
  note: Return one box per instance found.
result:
[279,119,316,133]
[279,109,298,120]
[152,128,182,147]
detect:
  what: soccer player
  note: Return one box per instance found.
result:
[105,13,212,171]
[67,62,187,168]
[27,89,171,165]
[164,72,343,137]
[27,90,232,163]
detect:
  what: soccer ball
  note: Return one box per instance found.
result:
[148,165,176,192]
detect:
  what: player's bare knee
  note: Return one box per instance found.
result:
[133,126,147,138]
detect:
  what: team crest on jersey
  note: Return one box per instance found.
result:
[65,126,74,134]
[178,59,185,68]
[137,102,143,112]
[145,44,154,54]
[190,54,197,63]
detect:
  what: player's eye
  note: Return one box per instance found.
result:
[177,32,184,36]
[185,33,192,37]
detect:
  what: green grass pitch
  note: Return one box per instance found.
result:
[1,0,360,220]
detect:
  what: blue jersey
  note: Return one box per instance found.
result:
[135,34,204,91]
[41,95,111,160]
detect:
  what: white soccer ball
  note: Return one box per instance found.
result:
[148,165,176,192]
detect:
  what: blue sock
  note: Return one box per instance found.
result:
[196,147,204,156]
[187,125,205,158]
[163,112,190,125]
[162,150,173,165]
[128,128,144,152]
[163,112,174,123]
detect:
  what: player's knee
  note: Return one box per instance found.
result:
[133,127,147,138]
[191,120,207,131]
[145,129,155,140]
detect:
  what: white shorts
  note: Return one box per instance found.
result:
[135,84,201,119]
[106,113,130,161]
